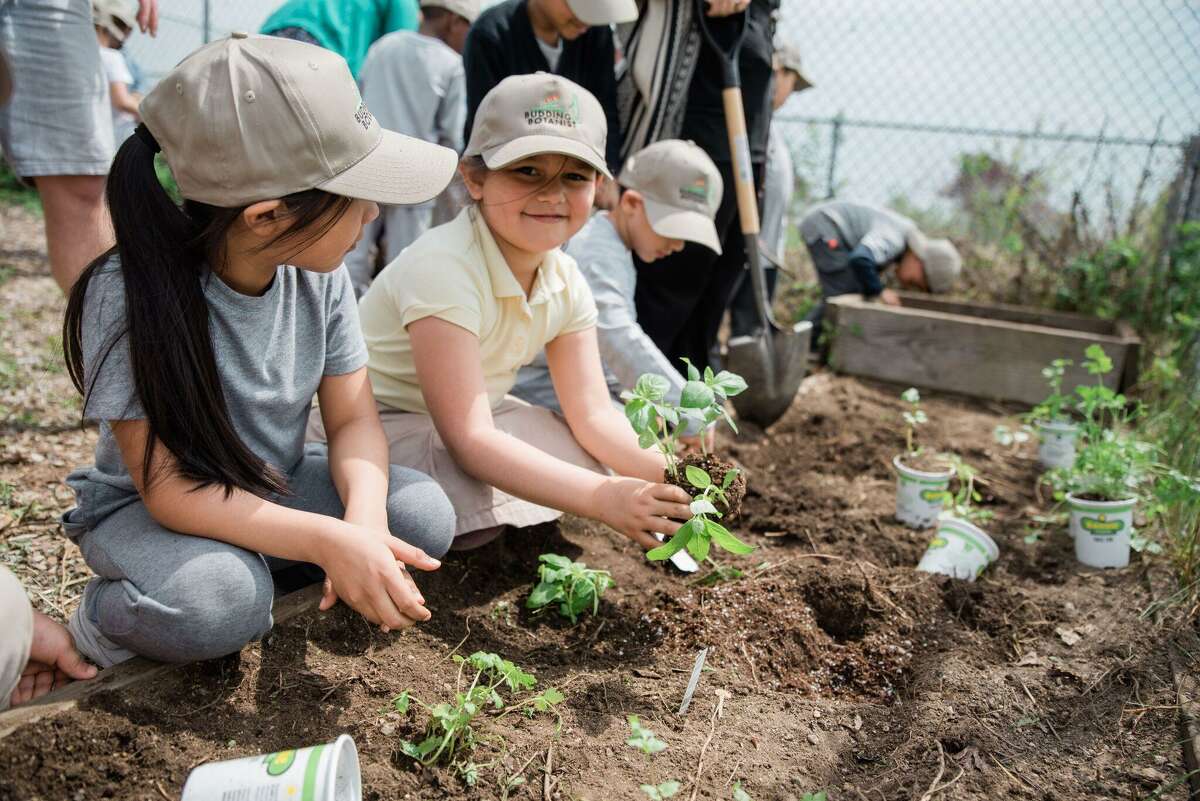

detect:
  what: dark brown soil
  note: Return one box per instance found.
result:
[666,451,747,520]
[0,374,1187,801]
[897,452,954,474]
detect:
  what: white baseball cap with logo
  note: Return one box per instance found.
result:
[464,72,611,178]
[138,33,458,208]
[420,0,481,23]
[565,0,638,25]
[618,139,724,254]
[92,0,139,43]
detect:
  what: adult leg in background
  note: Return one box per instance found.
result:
[36,175,113,291]
[0,0,115,293]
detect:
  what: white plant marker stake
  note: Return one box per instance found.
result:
[678,647,709,715]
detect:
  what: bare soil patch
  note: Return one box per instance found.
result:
[0,222,1186,800]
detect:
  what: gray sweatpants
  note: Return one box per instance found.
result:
[68,452,455,667]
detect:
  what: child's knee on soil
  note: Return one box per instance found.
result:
[384,464,456,558]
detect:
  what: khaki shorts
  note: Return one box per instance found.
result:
[307,396,605,537]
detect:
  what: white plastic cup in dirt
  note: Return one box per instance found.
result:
[893,455,954,529]
[916,517,999,581]
[1036,419,1078,470]
[181,734,361,801]
[1067,492,1135,569]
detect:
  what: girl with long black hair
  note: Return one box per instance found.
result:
[60,33,460,667]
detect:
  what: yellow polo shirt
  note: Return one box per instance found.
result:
[359,206,599,413]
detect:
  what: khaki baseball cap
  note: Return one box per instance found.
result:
[464,72,611,178]
[420,0,480,22]
[565,0,638,25]
[906,229,962,293]
[619,139,724,254]
[773,42,813,92]
[139,33,458,208]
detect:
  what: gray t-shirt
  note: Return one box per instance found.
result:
[63,259,368,531]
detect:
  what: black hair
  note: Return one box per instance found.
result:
[63,131,352,498]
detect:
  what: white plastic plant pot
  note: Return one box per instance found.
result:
[916,517,999,581]
[893,455,954,529]
[1067,492,1135,569]
[1036,419,1078,471]
[182,734,361,801]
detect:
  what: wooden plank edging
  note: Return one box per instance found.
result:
[0,583,323,739]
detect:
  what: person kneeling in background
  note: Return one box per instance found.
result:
[799,200,962,332]
[512,138,723,444]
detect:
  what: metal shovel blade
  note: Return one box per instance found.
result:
[727,319,812,427]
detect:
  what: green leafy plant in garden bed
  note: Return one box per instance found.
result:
[625,715,679,800]
[526,553,612,624]
[623,364,754,562]
[897,387,952,472]
[392,651,563,784]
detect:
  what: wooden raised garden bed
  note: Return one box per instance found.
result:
[826,292,1141,405]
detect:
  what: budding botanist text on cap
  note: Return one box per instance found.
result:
[619,139,724,254]
[138,33,458,208]
[464,72,611,178]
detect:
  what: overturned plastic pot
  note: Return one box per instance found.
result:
[893,455,954,529]
[1036,419,1078,471]
[1067,492,1135,569]
[182,734,361,801]
[916,517,999,581]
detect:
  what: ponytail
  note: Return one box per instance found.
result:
[64,128,351,498]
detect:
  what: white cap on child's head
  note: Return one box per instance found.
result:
[565,0,638,25]
[138,33,458,208]
[619,139,724,254]
[464,72,611,178]
[420,0,482,22]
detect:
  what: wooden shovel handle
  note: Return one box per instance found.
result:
[721,87,760,236]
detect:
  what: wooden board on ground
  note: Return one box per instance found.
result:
[0,583,323,739]
[825,292,1141,406]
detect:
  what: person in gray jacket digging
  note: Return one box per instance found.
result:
[800,200,962,328]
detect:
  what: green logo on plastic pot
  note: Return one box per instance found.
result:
[920,489,950,503]
[1081,514,1124,534]
[927,536,948,550]
[264,749,297,776]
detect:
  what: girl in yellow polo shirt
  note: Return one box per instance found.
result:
[314,73,693,551]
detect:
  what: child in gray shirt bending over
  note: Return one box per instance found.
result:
[513,139,723,423]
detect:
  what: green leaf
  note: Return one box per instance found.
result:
[393,691,411,714]
[690,498,719,516]
[399,740,423,759]
[635,373,671,401]
[680,380,716,409]
[685,464,712,488]
[647,521,697,561]
[901,387,920,404]
[733,782,752,801]
[686,529,711,561]
[657,781,681,798]
[711,370,748,397]
[722,469,739,489]
[680,357,701,382]
[707,521,756,554]
[527,581,562,610]
[540,553,573,569]
[638,430,659,450]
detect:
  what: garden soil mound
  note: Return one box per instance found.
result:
[0,375,1187,800]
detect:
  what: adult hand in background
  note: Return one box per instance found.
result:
[137,0,159,35]
[879,288,902,306]
[9,611,97,706]
[706,0,750,17]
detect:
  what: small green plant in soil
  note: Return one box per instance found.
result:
[393,651,562,784]
[625,716,678,800]
[648,464,754,562]
[526,553,613,624]
[1025,358,1074,424]
[942,455,994,525]
[623,363,753,561]
[897,387,950,471]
